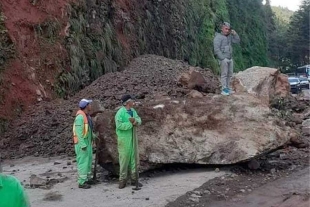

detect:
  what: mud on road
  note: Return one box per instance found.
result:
[166,144,310,207]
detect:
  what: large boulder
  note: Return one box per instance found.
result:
[94,94,294,173]
[232,67,290,104]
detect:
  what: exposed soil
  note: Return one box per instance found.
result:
[1,55,219,159]
[0,0,71,119]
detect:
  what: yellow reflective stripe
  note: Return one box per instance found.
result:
[84,123,88,136]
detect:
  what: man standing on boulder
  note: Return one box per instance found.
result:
[115,95,142,189]
[73,99,96,189]
[213,22,240,96]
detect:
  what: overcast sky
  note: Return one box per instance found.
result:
[268,0,302,11]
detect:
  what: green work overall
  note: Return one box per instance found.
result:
[73,111,94,185]
[0,174,30,207]
[115,107,142,182]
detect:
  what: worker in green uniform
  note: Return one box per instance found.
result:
[115,94,142,189]
[73,99,96,189]
[0,160,30,207]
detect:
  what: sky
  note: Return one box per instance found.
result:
[267,0,302,11]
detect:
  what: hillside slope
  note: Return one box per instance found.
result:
[0,0,272,132]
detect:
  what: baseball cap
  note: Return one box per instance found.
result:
[222,22,231,28]
[79,99,92,109]
[121,94,135,104]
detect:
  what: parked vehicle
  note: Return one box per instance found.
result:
[299,77,309,89]
[288,77,301,93]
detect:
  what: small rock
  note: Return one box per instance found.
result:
[30,175,47,188]
[204,190,211,194]
[279,154,288,160]
[67,161,72,166]
[240,189,246,193]
[247,189,252,192]
[54,162,61,165]
[270,168,276,174]
[10,164,15,167]
[189,197,199,203]
[190,194,201,198]
[63,166,67,169]
[192,191,202,196]
[188,90,204,98]
[248,159,260,170]
[145,197,150,200]
[215,168,220,173]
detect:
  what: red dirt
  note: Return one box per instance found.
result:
[0,0,72,119]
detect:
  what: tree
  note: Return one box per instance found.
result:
[286,0,310,67]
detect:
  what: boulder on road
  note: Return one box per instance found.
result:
[232,67,290,104]
[94,94,294,173]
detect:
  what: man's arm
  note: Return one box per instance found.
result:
[213,35,225,60]
[231,31,240,44]
[75,115,87,149]
[133,109,142,126]
[115,110,133,130]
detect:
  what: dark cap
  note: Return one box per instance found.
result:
[121,94,135,104]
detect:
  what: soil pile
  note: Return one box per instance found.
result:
[1,55,219,159]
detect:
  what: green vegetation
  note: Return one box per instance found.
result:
[55,0,272,94]
[272,6,294,23]
[268,0,309,71]
[0,11,14,72]
[55,1,124,97]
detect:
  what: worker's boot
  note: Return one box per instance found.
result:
[119,180,127,189]
[86,179,97,185]
[78,183,91,189]
[131,180,143,187]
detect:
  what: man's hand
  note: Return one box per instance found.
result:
[231,30,237,35]
[129,117,135,123]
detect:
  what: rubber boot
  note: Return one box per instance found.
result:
[119,180,127,189]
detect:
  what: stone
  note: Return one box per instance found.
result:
[54,162,61,165]
[215,168,220,173]
[232,67,290,104]
[178,68,219,93]
[187,90,203,98]
[302,119,310,135]
[240,189,246,193]
[270,168,276,174]
[96,94,295,173]
[30,175,47,188]
[204,190,211,195]
[190,194,201,198]
[67,161,72,166]
[247,159,260,170]
[189,197,199,203]
[192,191,202,196]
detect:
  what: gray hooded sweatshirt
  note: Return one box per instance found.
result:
[213,32,240,61]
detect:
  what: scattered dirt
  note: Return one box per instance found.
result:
[43,191,63,201]
[166,142,310,207]
[1,55,219,159]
